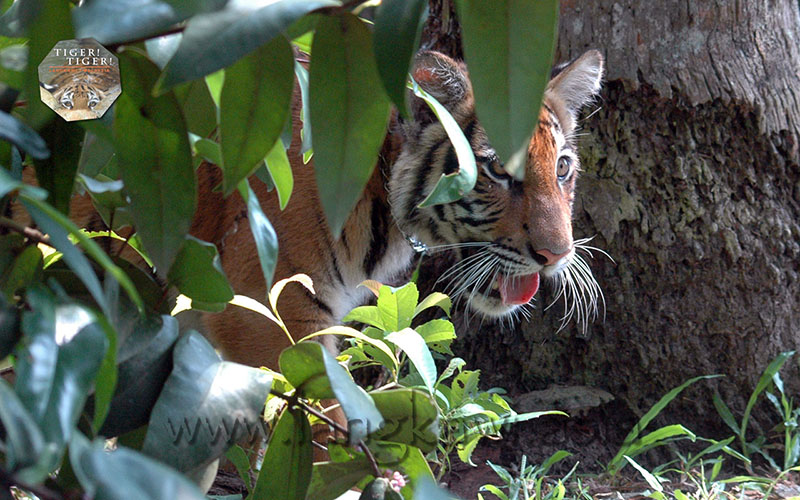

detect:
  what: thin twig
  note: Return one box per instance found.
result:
[0,216,50,245]
[269,390,349,436]
[360,439,382,478]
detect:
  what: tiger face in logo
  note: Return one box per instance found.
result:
[39,70,120,120]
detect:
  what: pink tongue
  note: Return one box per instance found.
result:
[498,273,540,305]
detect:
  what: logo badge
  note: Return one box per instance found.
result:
[37,38,121,121]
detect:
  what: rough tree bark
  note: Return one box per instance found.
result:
[422,0,800,484]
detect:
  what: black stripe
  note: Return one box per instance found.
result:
[410,137,447,216]
[442,145,458,176]
[320,213,345,285]
[456,215,494,226]
[305,288,333,316]
[364,197,388,277]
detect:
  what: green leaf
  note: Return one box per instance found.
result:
[712,391,740,436]
[369,389,439,453]
[0,109,49,159]
[436,357,465,387]
[741,351,795,450]
[0,379,45,473]
[143,331,272,472]
[415,319,456,355]
[70,433,207,500]
[386,328,436,394]
[343,305,385,330]
[0,167,45,201]
[250,408,312,500]
[73,0,227,44]
[373,0,426,117]
[32,119,83,214]
[77,131,116,178]
[309,13,392,237]
[99,314,179,437]
[453,0,558,177]
[608,374,721,473]
[114,50,196,273]
[264,137,293,210]
[624,456,663,492]
[206,69,224,107]
[479,485,508,500]
[15,287,108,469]
[377,286,399,332]
[410,81,477,207]
[620,424,697,461]
[299,325,398,373]
[1,244,42,300]
[237,179,279,290]
[279,342,384,444]
[220,36,293,194]
[307,457,373,500]
[22,0,73,129]
[167,235,234,306]
[174,78,218,138]
[156,0,338,93]
[20,196,144,314]
[413,292,451,319]
[225,445,253,492]
[294,61,312,156]
[193,138,222,165]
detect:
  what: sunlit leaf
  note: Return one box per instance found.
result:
[410,81,477,207]
[15,286,108,471]
[385,328,436,394]
[264,137,293,210]
[143,331,272,472]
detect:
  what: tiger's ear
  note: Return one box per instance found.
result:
[409,51,471,123]
[546,50,604,117]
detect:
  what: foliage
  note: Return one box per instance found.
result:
[478,452,576,500]
[712,351,798,472]
[0,0,563,498]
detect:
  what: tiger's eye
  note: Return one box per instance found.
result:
[556,156,572,179]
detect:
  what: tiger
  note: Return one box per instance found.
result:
[39,69,120,120]
[191,49,605,369]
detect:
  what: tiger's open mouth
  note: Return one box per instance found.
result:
[497,272,540,305]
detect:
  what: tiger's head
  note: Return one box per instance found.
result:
[389,50,604,328]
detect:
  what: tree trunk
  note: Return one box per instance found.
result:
[422,0,800,484]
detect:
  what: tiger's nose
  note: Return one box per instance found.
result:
[533,248,572,266]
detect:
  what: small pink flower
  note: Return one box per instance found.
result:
[383,470,407,492]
